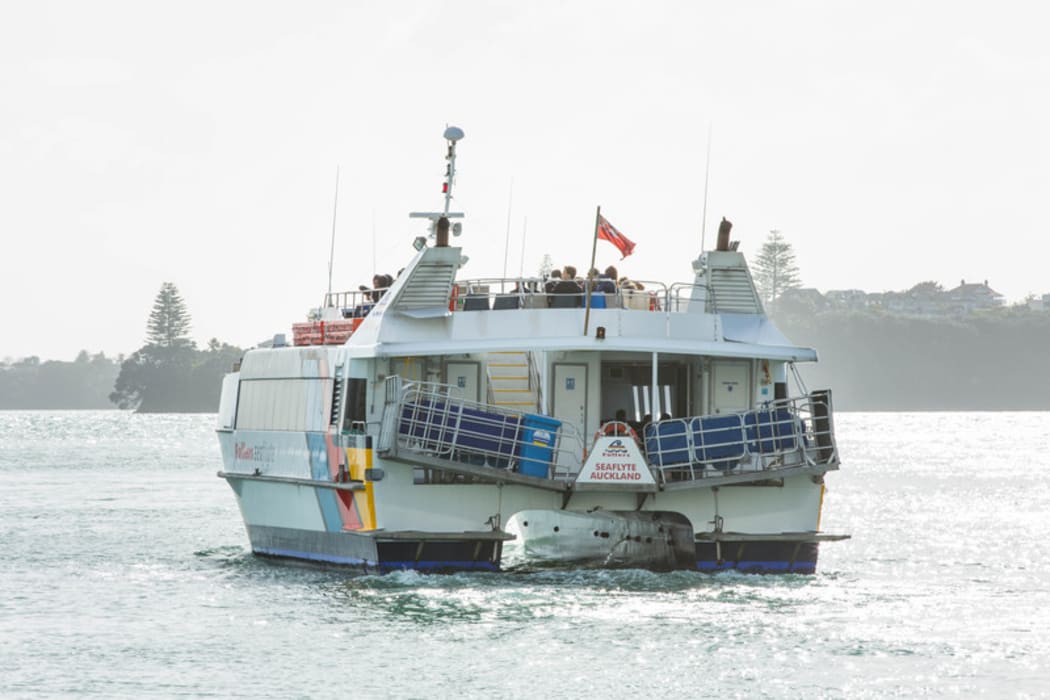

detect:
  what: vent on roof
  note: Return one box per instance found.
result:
[709,267,763,314]
[393,262,458,310]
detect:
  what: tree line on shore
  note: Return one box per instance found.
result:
[4,242,1050,412]
[1,283,243,413]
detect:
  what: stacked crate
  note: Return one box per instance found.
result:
[291,318,361,346]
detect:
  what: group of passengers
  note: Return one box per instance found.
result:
[543,265,632,308]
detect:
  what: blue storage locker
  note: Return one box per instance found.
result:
[517,414,561,478]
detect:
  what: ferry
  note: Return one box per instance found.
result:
[215,126,849,574]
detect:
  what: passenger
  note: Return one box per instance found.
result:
[544,269,562,295]
[550,267,584,307]
[594,267,616,294]
[371,273,394,302]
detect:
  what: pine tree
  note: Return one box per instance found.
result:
[146,282,193,348]
[538,254,553,278]
[753,229,802,304]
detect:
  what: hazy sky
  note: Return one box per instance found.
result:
[3,1,1048,361]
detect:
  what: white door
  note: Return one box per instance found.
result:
[552,363,587,472]
[445,361,480,402]
[710,361,751,414]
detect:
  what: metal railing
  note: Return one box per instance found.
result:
[637,392,837,483]
[322,287,391,318]
[451,276,673,312]
[388,379,586,479]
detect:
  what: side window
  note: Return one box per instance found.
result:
[342,378,367,432]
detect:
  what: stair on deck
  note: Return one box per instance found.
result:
[484,351,538,410]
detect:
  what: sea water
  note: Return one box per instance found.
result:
[1,411,1048,698]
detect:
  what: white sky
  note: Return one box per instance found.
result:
[3,1,1048,361]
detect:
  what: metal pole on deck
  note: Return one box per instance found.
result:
[651,351,661,420]
[583,205,601,336]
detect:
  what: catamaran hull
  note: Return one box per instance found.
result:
[221,471,506,573]
[693,539,819,574]
[245,523,504,572]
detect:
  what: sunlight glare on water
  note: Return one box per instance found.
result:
[1,411,1048,698]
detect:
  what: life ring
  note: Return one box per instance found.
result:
[598,421,638,441]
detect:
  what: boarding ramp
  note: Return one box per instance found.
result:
[377,378,585,483]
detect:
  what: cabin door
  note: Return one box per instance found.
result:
[710,360,751,414]
[445,361,480,403]
[552,363,587,470]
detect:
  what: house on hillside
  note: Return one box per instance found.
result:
[776,287,827,313]
[825,289,868,310]
[946,280,1004,313]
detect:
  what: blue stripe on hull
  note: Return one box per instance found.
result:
[380,560,500,572]
[696,560,817,574]
[694,540,821,574]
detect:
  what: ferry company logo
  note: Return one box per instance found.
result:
[602,439,631,457]
[235,441,275,464]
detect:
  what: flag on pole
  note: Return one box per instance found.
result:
[597,215,636,259]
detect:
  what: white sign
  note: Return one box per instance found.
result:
[576,435,656,485]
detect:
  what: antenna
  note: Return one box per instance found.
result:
[518,215,528,278]
[502,178,513,279]
[700,123,712,251]
[326,165,340,298]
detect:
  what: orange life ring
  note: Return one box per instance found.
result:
[599,421,638,440]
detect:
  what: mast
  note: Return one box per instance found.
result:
[410,126,465,245]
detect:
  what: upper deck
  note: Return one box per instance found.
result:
[294,245,816,363]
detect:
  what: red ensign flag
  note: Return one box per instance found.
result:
[597,215,636,259]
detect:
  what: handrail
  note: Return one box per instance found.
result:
[636,392,838,485]
[667,281,715,313]
[451,276,671,312]
[388,378,585,479]
[323,287,391,318]
[527,350,543,414]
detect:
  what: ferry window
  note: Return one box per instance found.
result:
[343,378,367,432]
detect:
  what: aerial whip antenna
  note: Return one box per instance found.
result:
[502,178,513,279]
[518,215,528,278]
[326,165,340,298]
[700,123,712,251]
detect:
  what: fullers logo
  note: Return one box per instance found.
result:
[235,441,275,463]
[602,439,631,457]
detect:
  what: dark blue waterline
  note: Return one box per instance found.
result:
[696,560,816,574]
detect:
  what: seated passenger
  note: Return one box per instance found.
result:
[550,265,583,307]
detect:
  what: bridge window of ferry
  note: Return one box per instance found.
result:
[341,378,367,433]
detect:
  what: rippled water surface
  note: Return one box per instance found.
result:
[2,411,1048,698]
